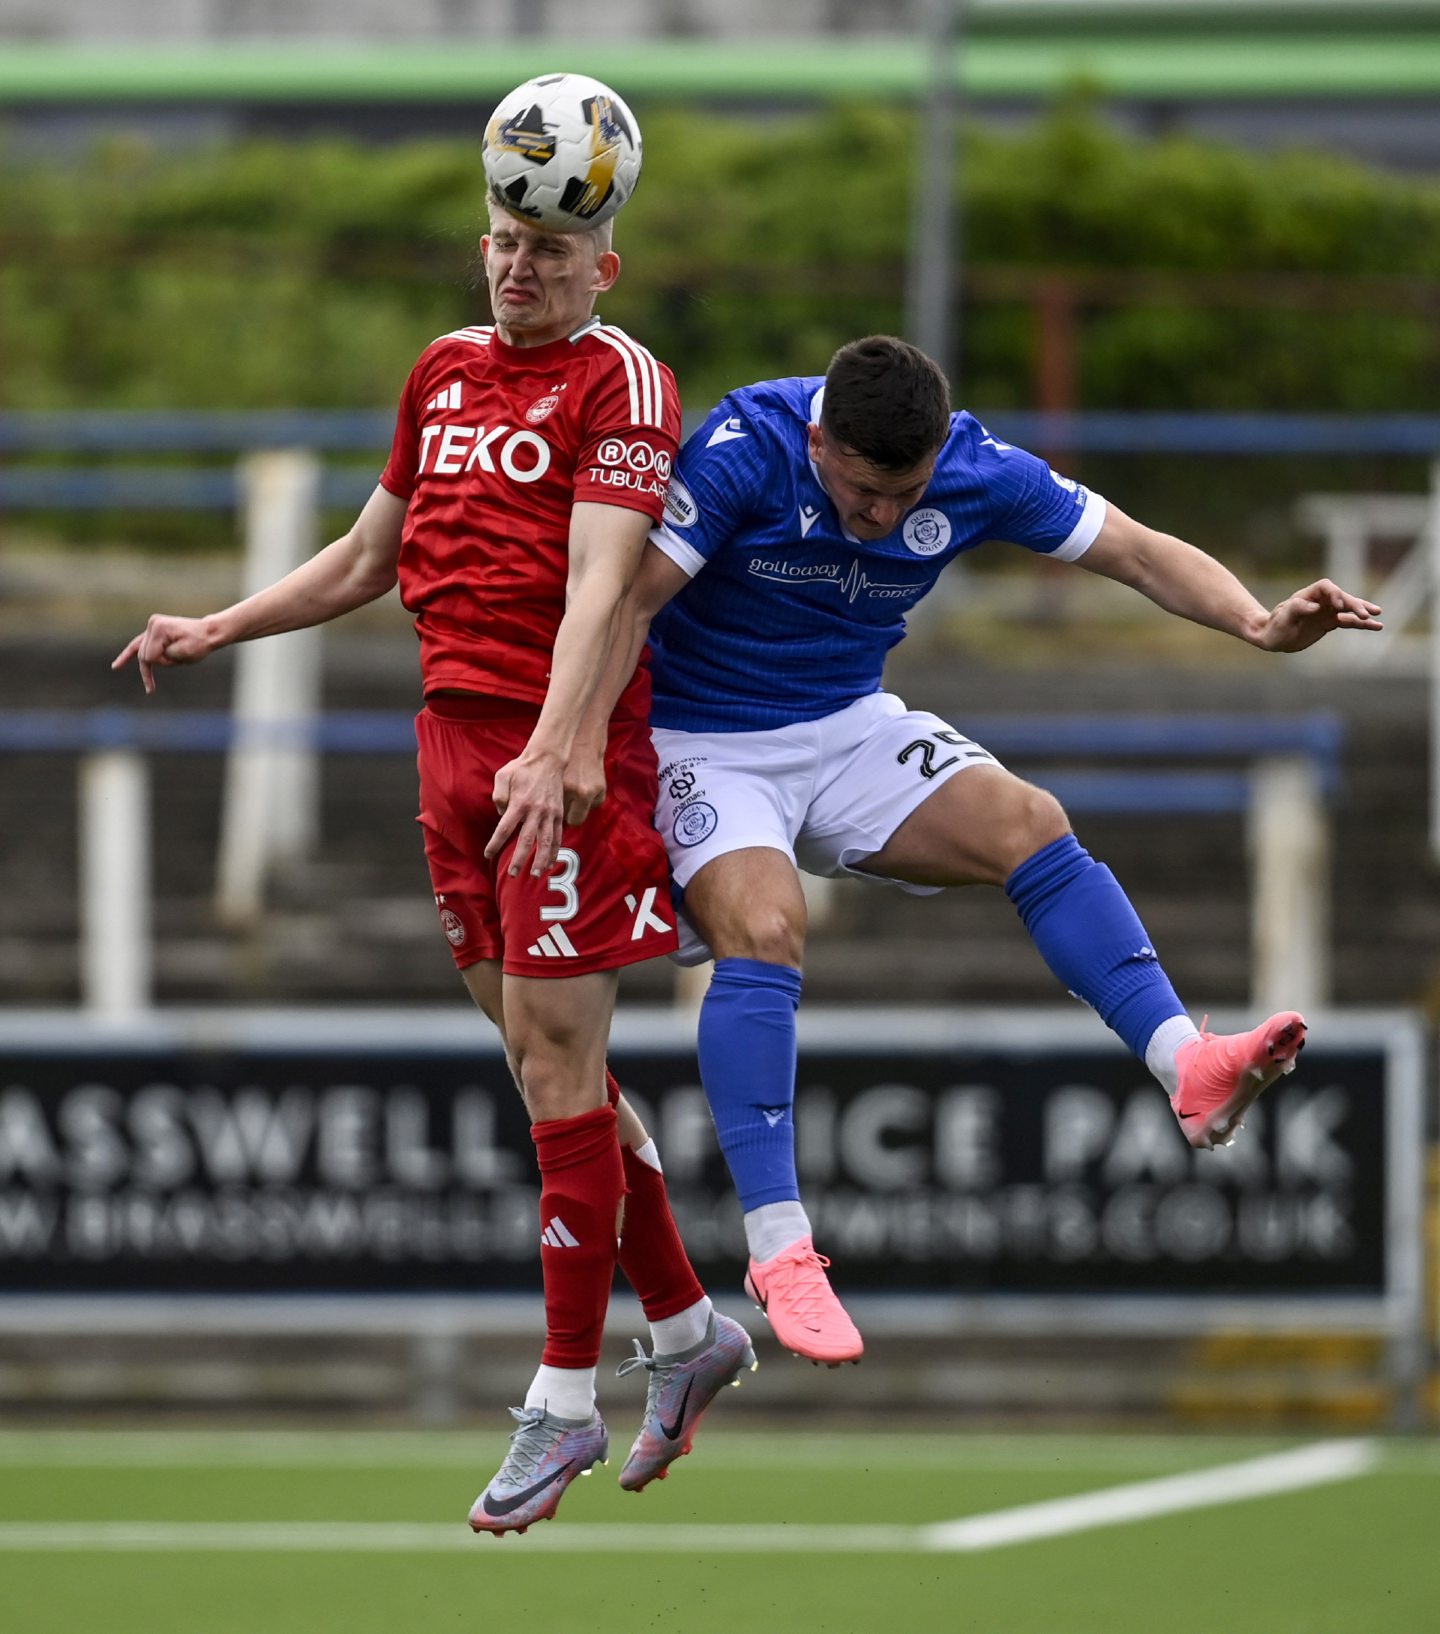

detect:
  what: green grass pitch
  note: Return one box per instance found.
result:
[1,1426,1435,1634]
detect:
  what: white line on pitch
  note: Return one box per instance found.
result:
[0,1439,1380,1556]
[921,1438,1379,1552]
[0,1430,1331,1474]
[0,1522,916,1554]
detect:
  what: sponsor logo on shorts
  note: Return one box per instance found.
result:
[663,475,698,528]
[624,887,672,940]
[902,507,952,557]
[667,769,698,801]
[672,801,718,847]
[439,908,466,947]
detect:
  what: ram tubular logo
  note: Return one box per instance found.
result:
[597,438,670,477]
[486,103,556,165]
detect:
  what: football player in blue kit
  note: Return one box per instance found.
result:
[574,334,1382,1366]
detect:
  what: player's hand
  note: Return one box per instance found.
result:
[112,614,217,695]
[562,734,608,827]
[1254,579,1383,652]
[486,747,566,877]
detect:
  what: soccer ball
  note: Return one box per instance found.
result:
[482,72,643,234]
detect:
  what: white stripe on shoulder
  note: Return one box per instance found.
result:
[591,327,645,425]
[1052,490,1108,562]
[438,326,494,346]
[649,523,705,578]
[595,325,666,428]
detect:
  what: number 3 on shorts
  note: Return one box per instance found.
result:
[540,847,581,922]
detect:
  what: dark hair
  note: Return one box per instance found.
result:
[821,336,951,470]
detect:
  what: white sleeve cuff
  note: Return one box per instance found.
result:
[1050,491,1107,562]
[648,523,706,578]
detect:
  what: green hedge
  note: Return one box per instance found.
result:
[3,101,1437,417]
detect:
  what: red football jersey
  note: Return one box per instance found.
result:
[380,316,680,718]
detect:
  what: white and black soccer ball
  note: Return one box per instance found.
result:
[482,72,643,234]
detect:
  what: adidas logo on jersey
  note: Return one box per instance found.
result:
[541,1216,580,1248]
[528,925,580,958]
[426,381,462,413]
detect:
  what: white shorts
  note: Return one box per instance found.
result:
[652,692,1001,961]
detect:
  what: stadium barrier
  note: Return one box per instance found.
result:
[0,1005,1426,1423]
[3,409,1436,855]
[0,707,1343,1018]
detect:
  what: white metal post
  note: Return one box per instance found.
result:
[79,749,152,1015]
[1247,755,1330,1015]
[216,450,324,928]
[906,0,965,378]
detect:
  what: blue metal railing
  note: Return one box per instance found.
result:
[0,708,1343,815]
[0,411,1435,510]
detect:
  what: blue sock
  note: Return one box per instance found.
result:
[696,958,804,1211]
[1005,834,1185,1061]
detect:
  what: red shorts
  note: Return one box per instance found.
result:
[416,696,679,978]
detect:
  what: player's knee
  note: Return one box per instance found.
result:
[723,902,805,968]
[1007,781,1071,868]
[509,1034,605,1124]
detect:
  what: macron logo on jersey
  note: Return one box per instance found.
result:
[798,505,821,538]
[426,381,462,413]
[707,417,747,448]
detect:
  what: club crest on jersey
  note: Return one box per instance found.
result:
[526,393,561,424]
[672,801,718,847]
[902,508,952,557]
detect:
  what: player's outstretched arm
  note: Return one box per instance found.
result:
[1078,503,1382,652]
[565,541,692,813]
[112,485,407,693]
[487,501,659,878]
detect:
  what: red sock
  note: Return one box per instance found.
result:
[606,1069,707,1323]
[532,1103,623,1369]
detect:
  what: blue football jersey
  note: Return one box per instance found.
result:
[647,376,1108,731]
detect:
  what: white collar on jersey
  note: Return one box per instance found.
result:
[806,385,825,488]
[806,384,874,546]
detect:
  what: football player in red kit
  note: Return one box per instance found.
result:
[114,203,754,1534]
